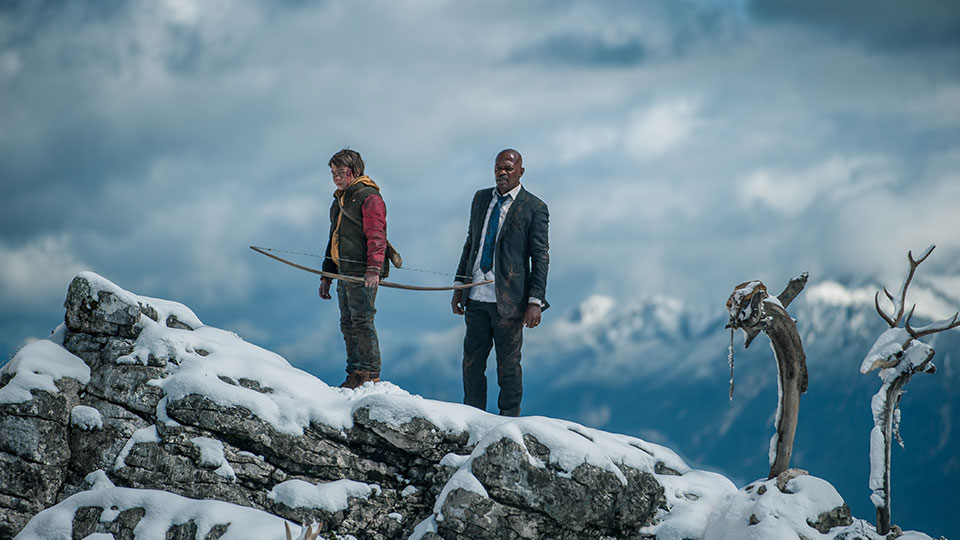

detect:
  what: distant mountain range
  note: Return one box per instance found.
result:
[376,276,960,539]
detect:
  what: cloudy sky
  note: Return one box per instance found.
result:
[2,0,959,369]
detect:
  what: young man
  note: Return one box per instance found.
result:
[451,149,550,416]
[319,149,389,389]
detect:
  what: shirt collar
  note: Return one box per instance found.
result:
[493,183,522,201]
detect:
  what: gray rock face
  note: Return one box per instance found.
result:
[63,276,152,339]
[0,374,81,539]
[810,503,854,534]
[0,274,673,540]
[438,436,664,539]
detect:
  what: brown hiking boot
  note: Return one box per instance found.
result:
[339,371,380,389]
[339,372,362,389]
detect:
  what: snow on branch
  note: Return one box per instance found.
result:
[861,244,956,536]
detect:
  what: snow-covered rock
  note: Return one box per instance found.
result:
[0,273,939,540]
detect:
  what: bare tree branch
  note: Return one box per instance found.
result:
[726,276,808,479]
[875,292,898,328]
[864,243,946,536]
[883,287,895,303]
[743,272,809,349]
[911,244,935,264]
[906,310,960,338]
[777,272,810,307]
[889,245,935,326]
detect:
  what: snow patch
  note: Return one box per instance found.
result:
[268,479,380,512]
[191,437,236,480]
[702,475,845,540]
[434,468,489,514]
[0,331,90,405]
[84,470,116,491]
[15,486,294,540]
[71,405,103,431]
[408,515,438,540]
[114,426,160,470]
[644,470,738,540]
[78,271,203,330]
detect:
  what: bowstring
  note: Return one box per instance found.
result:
[253,246,473,280]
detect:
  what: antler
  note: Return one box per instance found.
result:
[875,245,935,328]
[906,308,960,339]
[874,291,897,328]
[285,522,321,540]
[874,243,959,339]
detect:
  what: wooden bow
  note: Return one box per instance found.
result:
[250,246,492,292]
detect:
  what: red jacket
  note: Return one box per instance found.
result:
[361,193,387,274]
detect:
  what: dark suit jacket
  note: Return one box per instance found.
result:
[456,186,550,319]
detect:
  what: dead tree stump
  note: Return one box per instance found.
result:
[726,273,809,479]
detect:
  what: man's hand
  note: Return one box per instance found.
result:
[318,277,332,300]
[364,273,380,289]
[523,304,542,328]
[451,290,465,315]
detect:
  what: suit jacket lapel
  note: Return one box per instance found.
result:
[499,186,526,240]
[474,189,494,248]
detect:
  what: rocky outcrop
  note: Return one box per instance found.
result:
[0,376,82,539]
[4,272,922,540]
[435,436,663,539]
[1,273,680,540]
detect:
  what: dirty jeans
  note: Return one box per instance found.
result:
[337,280,380,374]
[463,300,523,415]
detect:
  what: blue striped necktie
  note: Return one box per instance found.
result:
[479,193,509,273]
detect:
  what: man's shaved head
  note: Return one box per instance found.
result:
[497,148,522,166]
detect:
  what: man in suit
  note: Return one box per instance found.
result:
[452,149,549,416]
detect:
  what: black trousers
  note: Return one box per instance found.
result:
[463,300,523,415]
[337,280,380,373]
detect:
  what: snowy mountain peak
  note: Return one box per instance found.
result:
[570,294,617,326]
[805,277,960,321]
[805,281,878,308]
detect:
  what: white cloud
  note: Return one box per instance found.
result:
[554,124,620,163]
[163,0,200,25]
[815,166,960,287]
[0,236,88,309]
[738,156,894,216]
[259,195,327,234]
[553,99,703,164]
[623,99,700,159]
